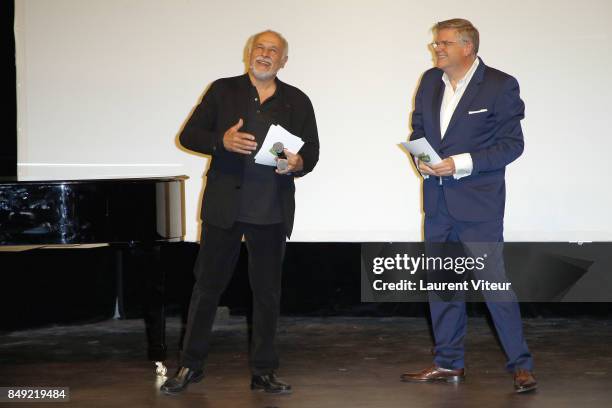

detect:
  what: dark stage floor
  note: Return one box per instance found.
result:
[1,316,611,407]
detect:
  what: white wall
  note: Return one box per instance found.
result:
[15,0,612,242]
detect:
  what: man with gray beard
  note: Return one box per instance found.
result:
[161,30,319,395]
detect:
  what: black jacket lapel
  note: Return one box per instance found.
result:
[235,74,251,124]
[272,78,292,130]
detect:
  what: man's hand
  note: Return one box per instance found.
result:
[275,149,304,175]
[418,157,455,177]
[223,119,257,154]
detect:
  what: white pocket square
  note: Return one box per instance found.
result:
[468,108,488,115]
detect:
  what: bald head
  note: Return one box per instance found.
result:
[249,30,289,59]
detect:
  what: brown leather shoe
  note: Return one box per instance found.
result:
[400,365,465,383]
[514,369,537,393]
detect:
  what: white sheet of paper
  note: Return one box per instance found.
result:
[400,139,442,165]
[254,124,305,166]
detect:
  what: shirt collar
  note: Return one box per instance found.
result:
[442,57,480,89]
[247,74,283,99]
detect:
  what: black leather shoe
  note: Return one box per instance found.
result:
[250,373,292,394]
[160,367,204,395]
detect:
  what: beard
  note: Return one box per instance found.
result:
[250,66,277,81]
[250,56,278,81]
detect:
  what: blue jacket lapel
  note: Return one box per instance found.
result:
[431,75,445,146]
[442,58,486,142]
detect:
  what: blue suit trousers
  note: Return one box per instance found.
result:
[425,186,533,372]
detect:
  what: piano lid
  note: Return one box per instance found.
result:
[0,175,188,184]
[0,176,188,245]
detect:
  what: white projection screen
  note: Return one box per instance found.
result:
[14,0,612,242]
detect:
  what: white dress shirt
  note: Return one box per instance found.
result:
[418,58,479,180]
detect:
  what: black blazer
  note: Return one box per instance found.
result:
[179,74,319,237]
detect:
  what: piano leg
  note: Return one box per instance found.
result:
[115,244,168,376]
[142,244,167,376]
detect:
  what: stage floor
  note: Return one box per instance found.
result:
[1,316,611,407]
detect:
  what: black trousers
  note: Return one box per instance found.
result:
[180,221,286,375]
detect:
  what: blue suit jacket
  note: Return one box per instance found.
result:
[410,58,525,222]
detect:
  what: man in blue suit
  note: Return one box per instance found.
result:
[400,19,537,393]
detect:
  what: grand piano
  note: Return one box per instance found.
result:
[0,175,188,376]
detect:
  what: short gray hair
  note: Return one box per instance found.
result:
[433,18,479,54]
[248,30,289,59]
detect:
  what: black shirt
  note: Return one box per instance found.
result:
[236,84,283,224]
